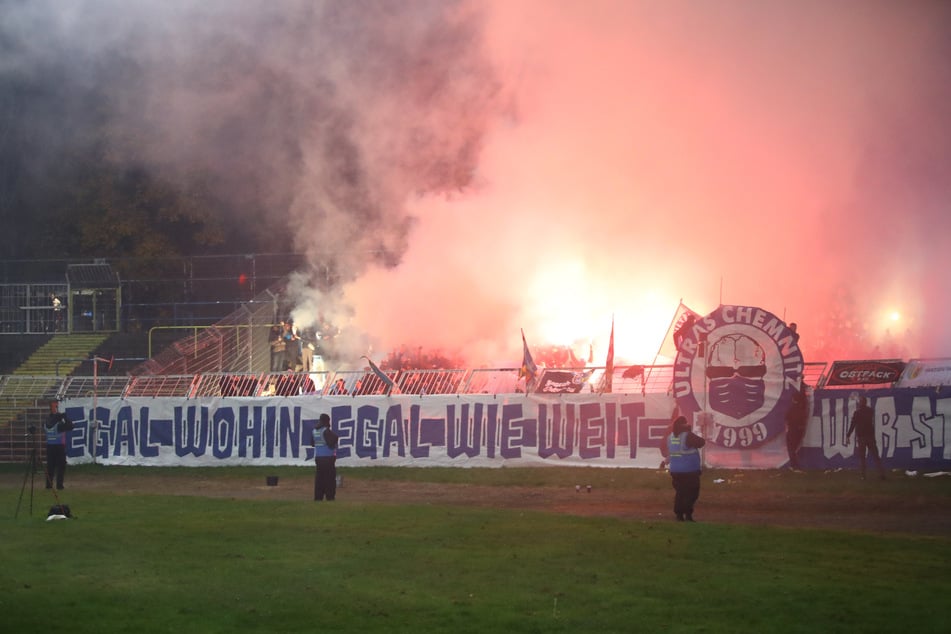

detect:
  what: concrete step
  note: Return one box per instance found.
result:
[13,334,109,376]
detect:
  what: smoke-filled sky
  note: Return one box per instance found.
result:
[3,0,950,367]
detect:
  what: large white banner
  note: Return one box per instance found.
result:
[61,394,675,468]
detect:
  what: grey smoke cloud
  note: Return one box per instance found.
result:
[1,0,500,275]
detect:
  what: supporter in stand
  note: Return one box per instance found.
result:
[261,377,277,396]
[220,375,238,397]
[49,292,64,333]
[674,314,697,354]
[270,322,286,372]
[300,327,317,372]
[282,320,301,370]
[275,367,299,396]
[316,316,339,361]
[789,322,800,345]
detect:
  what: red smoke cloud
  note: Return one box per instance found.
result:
[337,0,951,367]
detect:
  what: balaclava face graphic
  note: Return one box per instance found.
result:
[705,334,767,418]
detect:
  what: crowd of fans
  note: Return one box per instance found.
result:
[257,306,597,397]
[378,345,466,372]
[530,344,591,370]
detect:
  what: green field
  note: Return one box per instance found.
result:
[2,465,950,633]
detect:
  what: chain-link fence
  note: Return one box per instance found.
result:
[1,253,306,335]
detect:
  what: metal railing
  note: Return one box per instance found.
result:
[0,283,67,334]
[0,362,838,402]
[147,323,258,364]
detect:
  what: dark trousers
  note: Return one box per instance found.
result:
[856,437,885,478]
[46,444,67,489]
[671,472,701,519]
[786,426,805,469]
[314,456,336,501]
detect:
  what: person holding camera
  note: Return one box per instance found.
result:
[311,413,339,501]
[45,400,74,490]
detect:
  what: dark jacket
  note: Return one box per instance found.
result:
[785,387,809,431]
[45,412,74,445]
[847,403,875,440]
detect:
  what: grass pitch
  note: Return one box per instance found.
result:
[1,465,949,633]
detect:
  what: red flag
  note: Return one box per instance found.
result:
[602,317,615,393]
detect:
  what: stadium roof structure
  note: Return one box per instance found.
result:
[66,263,120,289]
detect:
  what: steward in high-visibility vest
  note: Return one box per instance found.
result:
[311,413,339,501]
[665,416,705,522]
[668,431,703,473]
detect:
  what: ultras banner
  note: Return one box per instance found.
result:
[59,388,951,471]
[60,394,678,468]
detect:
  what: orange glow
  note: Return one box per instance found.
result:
[525,263,681,364]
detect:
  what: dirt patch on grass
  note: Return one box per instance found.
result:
[41,469,951,537]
